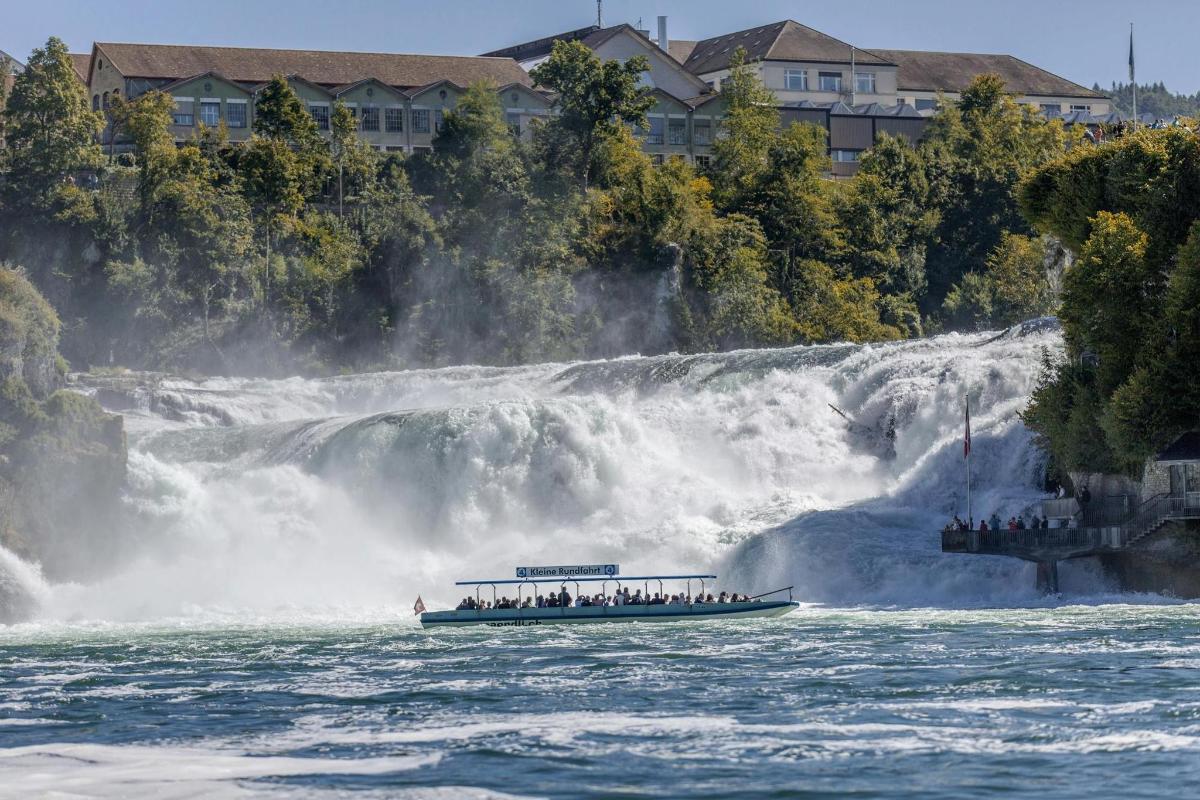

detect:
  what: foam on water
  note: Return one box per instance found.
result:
[12,322,1073,623]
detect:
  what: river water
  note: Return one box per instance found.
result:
[2,321,1198,797]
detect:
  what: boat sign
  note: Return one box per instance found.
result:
[515,564,619,579]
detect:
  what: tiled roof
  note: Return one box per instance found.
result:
[93,42,530,90]
[668,40,697,63]
[69,53,90,83]
[480,24,608,61]
[867,49,1107,99]
[684,20,891,75]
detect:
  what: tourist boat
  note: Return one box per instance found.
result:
[418,563,799,628]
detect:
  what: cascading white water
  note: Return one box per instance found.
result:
[13,320,1075,622]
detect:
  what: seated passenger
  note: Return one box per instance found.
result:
[706,593,715,603]
[632,589,643,605]
[692,594,703,604]
[718,591,728,604]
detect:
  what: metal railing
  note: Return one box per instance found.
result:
[943,491,1200,558]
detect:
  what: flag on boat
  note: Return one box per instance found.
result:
[413,595,426,615]
[964,401,971,459]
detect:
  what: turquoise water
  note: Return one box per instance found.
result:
[3,604,1199,799]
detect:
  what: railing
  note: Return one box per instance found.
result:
[943,491,1200,559]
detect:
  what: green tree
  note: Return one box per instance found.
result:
[838,134,938,300]
[919,73,1077,315]
[329,99,375,217]
[2,37,103,208]
[710,48,780,207]
[529,40,653,188]
[941,233,1057,330]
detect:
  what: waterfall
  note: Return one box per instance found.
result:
[24,320,1065,622]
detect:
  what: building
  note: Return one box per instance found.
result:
[483,22,721,165]
[867,49,1111,115]
[28,13,1114,174]
[488,16,1120,174]
[83,42,539,153]
[681,20,898,106]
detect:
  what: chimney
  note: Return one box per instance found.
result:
[657,16,669,51]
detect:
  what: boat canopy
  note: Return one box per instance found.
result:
[455,574,717,586]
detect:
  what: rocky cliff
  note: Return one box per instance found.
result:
[0,267,126,620]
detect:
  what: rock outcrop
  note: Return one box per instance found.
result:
[0,267,127,612]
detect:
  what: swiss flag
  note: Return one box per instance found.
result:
[964,403,971,459]
[413,595,426,615]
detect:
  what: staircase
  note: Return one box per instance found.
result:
[1119,493,1200,548]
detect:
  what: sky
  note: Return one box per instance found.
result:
[4,0,1199,94]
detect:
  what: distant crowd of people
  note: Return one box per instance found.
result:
[1087,116,1197,145]
[455,586,755,612]
[943,484,1095,535]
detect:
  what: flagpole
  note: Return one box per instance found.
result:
[965,393,972,527]
[1130,23,1138,128]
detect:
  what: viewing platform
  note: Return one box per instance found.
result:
[942,493,1200,592]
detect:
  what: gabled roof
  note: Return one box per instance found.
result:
[867,48,1107,99]
[684,20,892,75]
[406,78,465,101]
[92,42,530,90]
[1157,432,1200,464]
[496,82,551,105]
[0,49,25,72]
[69,53,90,83]
[157,69,253,95]
[332,76,408,100]
[484,24,708,94]
[480,24,606,62]
[668,40,698,64]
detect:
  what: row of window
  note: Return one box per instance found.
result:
[640,117,713,146]
[784,69,877,94]
[171,100,247,128]
[307,104,443,135]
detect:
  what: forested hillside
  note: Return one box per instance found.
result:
[1100,81,1200,119]
[1,38,1079,376]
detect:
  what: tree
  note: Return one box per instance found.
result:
[1059,212,1155,398]
[839,134,938,300]
[329,99,374,217]
[2,37,102,208]
[710,48,780,207]
[741,122,842,289]
[529,41,653,188]
[428,82,530,237]
[940,233,1057,330]
[919,73,1078,314]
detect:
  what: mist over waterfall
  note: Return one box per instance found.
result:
[10,321,1067,622]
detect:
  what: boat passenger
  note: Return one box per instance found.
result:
[632,589,643,605]
[559,586,572,607]
[692,594,702,605]
[718,591,728,603]
[706,593,715,603]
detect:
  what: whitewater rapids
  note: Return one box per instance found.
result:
[5,320,1079,623]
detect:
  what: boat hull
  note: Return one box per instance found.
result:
[420,600,799,628]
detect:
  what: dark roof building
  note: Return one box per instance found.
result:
[69,53,90,83]
[683,20,892,76]
[867,49,1106,101]
[91,42,531,91]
